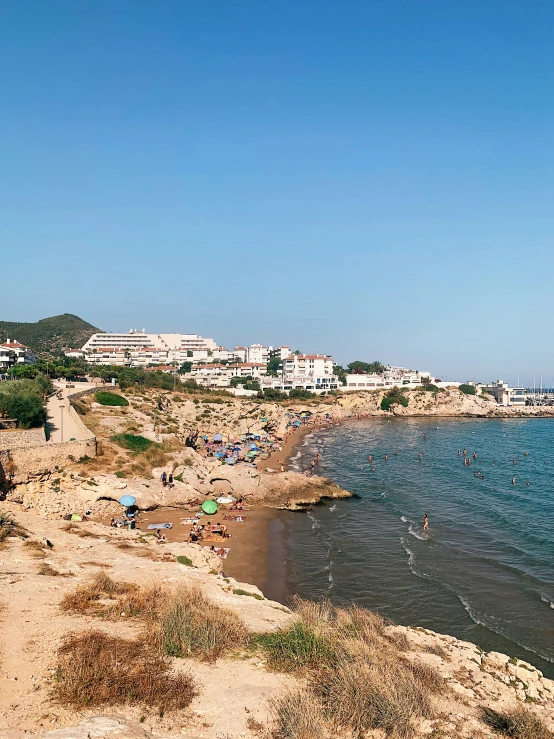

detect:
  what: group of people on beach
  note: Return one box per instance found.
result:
[160,471,174,488]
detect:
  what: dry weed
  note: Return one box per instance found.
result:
[270,687,329,739]
[159,585,249,662]
[60,572,137,615]
[481,706,552,739]
[0,512,27,547]
[53,630,197,710]
[24,539,49,558]
[38,563,73,577]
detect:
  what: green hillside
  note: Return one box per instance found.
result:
[0,314,100,355]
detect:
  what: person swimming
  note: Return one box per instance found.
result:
[423,514,429,531]
[418,453,423,462]
[384,454,389,461]
[512,477,516,485]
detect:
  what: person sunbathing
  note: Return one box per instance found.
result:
[156,530,167,542]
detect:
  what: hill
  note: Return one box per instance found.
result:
[0,313,100,354]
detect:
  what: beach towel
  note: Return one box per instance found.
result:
[228,507,248,512]
[180,518,198,525]
[147,523,173,530]
[216,496,235,504]
[204,546,230,559]
[223,515,246,521]
[202,534,226,542]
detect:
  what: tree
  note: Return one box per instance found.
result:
[1,391,46,428]
[266,357,281,376]
[259,387,287,401]
[459,384,476,395]
[187,350,193,357]
[178,362,193,374]
[347,361,386,375]
[293,349,302,355]
[333,365,347,386]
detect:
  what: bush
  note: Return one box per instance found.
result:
[459,384,476,395]
[480,706,551,739]
[381,388,409,412]
[110,433,156,453]
[256,621,336,673]
[95,391,129,406]
[53,630,197,711]
[289,389,316,400]
[0,511,27,547]
[176,555,193,567]
[270,688,328,739]
[159,586,249,662]
[0,390,46,428]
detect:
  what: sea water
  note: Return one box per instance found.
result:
[280,417,554,677]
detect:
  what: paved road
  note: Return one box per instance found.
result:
[46,382,97,443]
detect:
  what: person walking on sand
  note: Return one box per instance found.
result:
[423,514,429,531]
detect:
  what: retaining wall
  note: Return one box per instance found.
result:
[0,437,97,482]
[0,427,46,450]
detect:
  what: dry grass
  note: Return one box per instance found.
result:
[38,562,73,577]
[481,706,552,739]
[258,599,446,738]
[159,585,249,662]
[53,630,197,711]
[60,572,138,615]
[270,688,329,739]
[0,511,27,547]
[82,561,112,568]
[23,539,49,558]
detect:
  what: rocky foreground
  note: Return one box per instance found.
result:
[0,508,552,739]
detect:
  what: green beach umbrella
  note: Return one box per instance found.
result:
[201,500,218,515]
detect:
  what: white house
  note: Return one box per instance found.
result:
[477,380,528,407]
[0,340,37,367]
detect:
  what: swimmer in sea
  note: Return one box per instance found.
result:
[394,449,398,456]
[424,434,427,440]
[368,454,373,464]
[371,466,376,472]
[526,480,530,486]
[512,477,516,485]
[385,454,389,461]
[423,514,429,531]
[463,448,467,456]
[473,452,477,459]
[418,453,423,462]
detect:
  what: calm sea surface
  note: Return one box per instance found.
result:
[277,418,554,677]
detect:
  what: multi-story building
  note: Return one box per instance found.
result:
[80,329,217,367]
[477,380,528,407]
[245,344,269,364]
[342,367,433,390]
[0,340,38,369]
[232,346,247,362]
[229,362,267,379]
[268,346,292,361]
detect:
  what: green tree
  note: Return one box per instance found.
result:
[347,361,387,375]
[459,384,476,395]
[187,350,193,357]
[1,391,46,428]
[266,357,281,376]
[178,362,193,374]
[333,365,347,386]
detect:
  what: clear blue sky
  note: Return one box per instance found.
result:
[2,1,554,384]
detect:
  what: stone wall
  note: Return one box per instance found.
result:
[0,437,97,483]
[0,427,46,450]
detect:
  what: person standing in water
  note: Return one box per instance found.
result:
[384,454,389,461]
[368,454,373,464]
[423,514,429,531]
[418,452,423,462]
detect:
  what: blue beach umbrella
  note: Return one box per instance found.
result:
[119,495,136,507]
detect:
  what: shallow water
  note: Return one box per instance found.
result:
[281,418,554,677]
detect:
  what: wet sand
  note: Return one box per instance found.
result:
[104,504,283,598]
[260,422,333,472]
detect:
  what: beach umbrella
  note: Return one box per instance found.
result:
[213,433,223,441]
[119,495,136,507]
[70,514,82,521]
[202,500,218,515]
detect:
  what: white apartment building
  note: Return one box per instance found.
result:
[342,366,433,391]
[245,344,269,364]
[0,340,38,369]
[80,330,217,367]
[282,354,334,378]
[189,364,233,388]
[268,346,292,361]
[477,380,528,407]
[232,346,247,362]
[229,362,267,379]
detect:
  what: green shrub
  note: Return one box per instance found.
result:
[256,621,336,673]
[233,588,263,600]
[0,390,46,428]
[114,470,127,478]
[173,473,183,482]
[380,388,409,412]
[110,434,157,453]
[95,391,129,407]
[176,555,193,567]
[459,384,476,395]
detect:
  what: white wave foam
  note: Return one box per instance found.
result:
[307,511,320,530]
[401,515,408,523]
[408,523,426,541]
[541,595,554,609]
[329,504,337,512]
